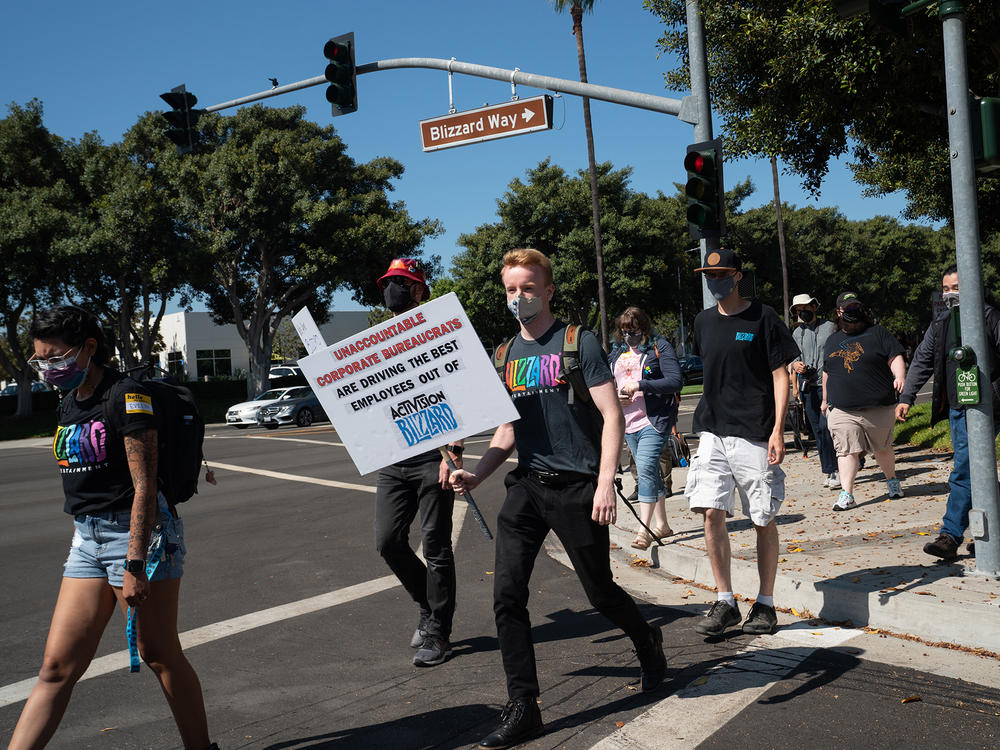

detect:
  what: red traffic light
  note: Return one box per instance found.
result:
[323,39,351,61]
[684,150,713,175]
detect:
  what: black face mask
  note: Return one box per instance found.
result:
[841,307,864,324]
[383,281,414,313]
[798,310,815,324]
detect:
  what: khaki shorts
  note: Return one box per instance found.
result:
[827,405,896,456]
[684,432,785,527]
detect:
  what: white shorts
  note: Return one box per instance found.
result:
[684,432,785,527]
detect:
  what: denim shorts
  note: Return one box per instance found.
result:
[63,495,185,586]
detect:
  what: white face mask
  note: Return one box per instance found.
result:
[942,291,960,309]
[507,294,543,324]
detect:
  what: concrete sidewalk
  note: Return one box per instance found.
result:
[610,441,1000,654]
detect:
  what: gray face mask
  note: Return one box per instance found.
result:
[507,294,543,324]
[624,332,643,348]
[942,291,960,309]
[706,275,736,301]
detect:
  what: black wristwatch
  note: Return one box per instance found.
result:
[123,559,147,576]
[447,444,464,456]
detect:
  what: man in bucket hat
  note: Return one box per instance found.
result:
[790,293,839,488]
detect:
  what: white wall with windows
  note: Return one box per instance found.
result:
[157,311,372,380]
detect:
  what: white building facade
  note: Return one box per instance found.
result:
[156,311,372,380]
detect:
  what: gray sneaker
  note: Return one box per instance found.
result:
[828,471,841,490]
[886,478,903,498]
[413,635,452,667]
[410,613,431,649]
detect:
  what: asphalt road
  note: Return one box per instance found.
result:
[1,419,996,750]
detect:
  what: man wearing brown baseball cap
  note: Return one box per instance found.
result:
[686,250,800,637]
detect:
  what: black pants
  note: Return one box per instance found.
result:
[375,460,456,639]
[494,470,652,699]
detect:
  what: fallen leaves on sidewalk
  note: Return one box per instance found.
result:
[901,696,922,704]
[680,589,696,599]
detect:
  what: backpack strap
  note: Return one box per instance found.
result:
[494,336,517,390]
[561,324,592,405]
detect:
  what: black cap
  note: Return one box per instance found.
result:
[695,248,742,273]
[835,291,863,308]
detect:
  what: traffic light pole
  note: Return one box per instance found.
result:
[939,1,1000,578]
[685,0,716,312]
[203,58,696,119]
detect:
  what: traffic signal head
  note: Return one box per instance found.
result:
[159,84,204,155]
[324,32,357,117]
[684,140,725,239]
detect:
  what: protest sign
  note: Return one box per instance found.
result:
[298,293,519,475]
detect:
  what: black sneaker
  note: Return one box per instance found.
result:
[923,534,959,561]
[479,697,543,749]
[968,541,975,556]
[635,625,667,692]
[694,600,741,636]
[413,635,452,667]
[626,489,639,503]
[742,602,778,635]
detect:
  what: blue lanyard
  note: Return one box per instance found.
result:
[125,528,167,673]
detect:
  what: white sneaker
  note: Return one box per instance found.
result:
[832,490,856,511]
[828,471,840,490]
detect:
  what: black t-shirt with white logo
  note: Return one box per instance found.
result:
[503,321,611,476]
[823,324,904,409]
[693,301,800,442]
[53,370,159,516]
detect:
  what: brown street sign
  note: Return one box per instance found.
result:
[420,95,554,152]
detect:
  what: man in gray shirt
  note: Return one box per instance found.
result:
[790,293,839,488]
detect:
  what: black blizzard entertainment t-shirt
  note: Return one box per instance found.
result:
[53,370,159,516]
[823,324,904,409]
[692,301,800,442]
[503,321,610,476]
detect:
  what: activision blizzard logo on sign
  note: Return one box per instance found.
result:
[389,390,459,447]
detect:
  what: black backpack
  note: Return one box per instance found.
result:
[104,368,205,505]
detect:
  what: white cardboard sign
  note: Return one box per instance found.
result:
[291,307,327,355]
[297,293,519,475]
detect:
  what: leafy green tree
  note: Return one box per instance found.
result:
[728,203,953,336]
[60,114,195,370]
[550,0,612,348]
[439,159,743,347]
[644,0,1000,234]
[0,101,75,416]
[171,105,440,394]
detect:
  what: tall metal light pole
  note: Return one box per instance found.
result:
[938,1,1000,578]
[685,0,716,312]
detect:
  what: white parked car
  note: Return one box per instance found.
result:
[226,387,300,428]
[269,365,304,379]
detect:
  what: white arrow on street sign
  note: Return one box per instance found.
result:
[420,94,554,152]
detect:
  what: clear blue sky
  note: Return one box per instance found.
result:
[3,0,916,310]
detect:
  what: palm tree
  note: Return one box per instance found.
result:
[551,0,609,349]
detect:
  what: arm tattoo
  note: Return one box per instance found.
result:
[124,428,158,560]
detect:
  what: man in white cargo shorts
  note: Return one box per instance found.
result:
[685,249,800,637]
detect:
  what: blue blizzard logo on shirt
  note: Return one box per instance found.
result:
[390,390,459,447]
[735,332,755,342]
